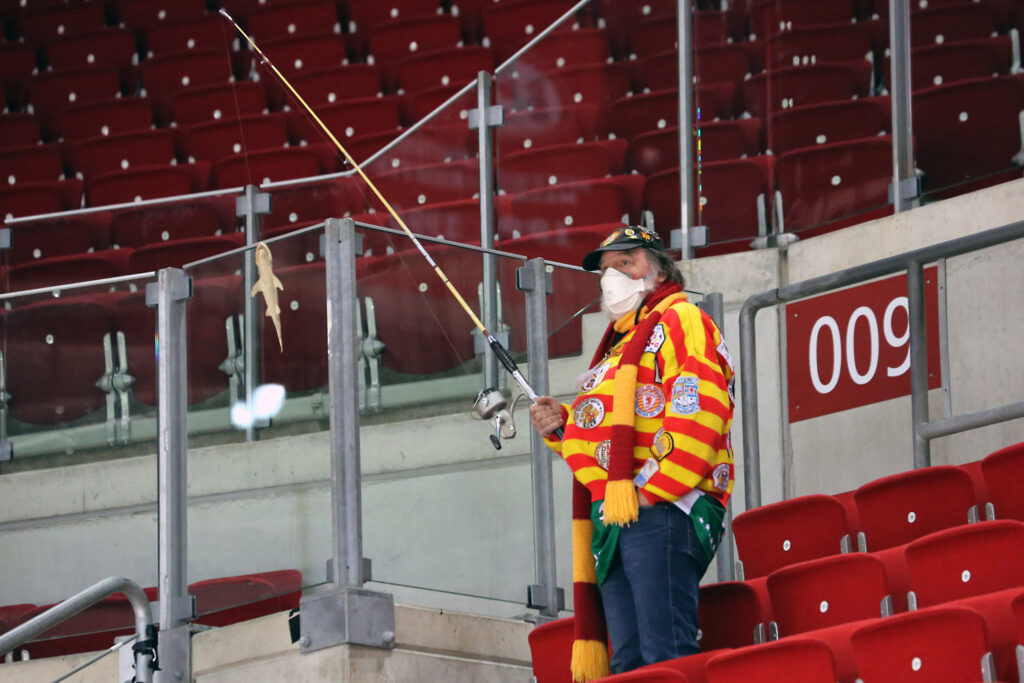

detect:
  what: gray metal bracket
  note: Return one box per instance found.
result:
[467,104,504,130]
[526,585,565,612]
[96,332,136,445]
[672,225,708,250]
[146,276,193,307]
[750,231,800,251]
[0,441,11,463]
[361,297,383,412]
[298,584,395,653]
[888,175,921,203]
[326,557,373,584]
[320,231,363,260]
[0,228,10,251]
[516,265,553,295]
[235,190,272,218]
[0,350,11,457]
[219,313,245,408]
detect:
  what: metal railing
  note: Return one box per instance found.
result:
[0,576,156,682]
[739,219,1024,510]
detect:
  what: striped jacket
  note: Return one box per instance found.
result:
[547,296,735,508]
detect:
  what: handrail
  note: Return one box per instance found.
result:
[0,575,156,683]
[739,219,1024,510]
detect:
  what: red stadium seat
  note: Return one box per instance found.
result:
[497,105,601,156]
[114,272,241,405]
[110,202,226,248]
[0,113,42,149]
[912,75,1024,196]
[905,520,1024,609]
[18,3,108,45]
[289,96,402,146]
[698,580,770,650]
[183,113,289,164]
[373,158,480,211]
[768,20,881,70]
[54,96,155,144]
[347,0,442,35]
[387,198,482,243]
[27,66,122,137]
[44,27,139,92]
[481,0,578,62]
[981,442,1024,522]
[853,465,978,552]
[731,494,852,580]
[768,97,890,156]
[87,164,205,206]
[396,45,494,95]
[213,147,322,188]
[18,594,142,658]
[138,50,235,122]
[630,119,763,176]
[113,0,207,29]
[628,12,732,60]
[644,157,775,251]
[6,249,130,291]
[368,15,464,89]
[750,0,857,40]
[600,0,677,56]
[0,178,83,219]
[3,294,121,421]
[263,176,365,230]
[243,0,340,44]
[774,135,894,236]
[506,27,611,79]
[143,14,233,58]
[524,62,631,111]
[884,36,1014,91]
[358,244,485,374]
[3,213,112,265]
[0,604,36,633]
[169,81,267,127]
[505,175,643,238]
[767,553,891,638]
[191,570,302,627]
[0,41,37,111]
[259,262,328,390]
[705,637,839,683]
[128,234,243,274]
[72,129,178,181]
[528,615,574,683]
[609,86,736,142]
[268,64,381,111]
[850,606,994,683]
[911,3,1000,47]
[743,61,873,120]
[0,144,64,184]
[500,139,628,195]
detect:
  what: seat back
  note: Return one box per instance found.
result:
[981,442,1024,522]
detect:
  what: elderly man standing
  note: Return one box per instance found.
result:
[529,225,736,681]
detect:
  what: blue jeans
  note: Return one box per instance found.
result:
[599,503,710,674]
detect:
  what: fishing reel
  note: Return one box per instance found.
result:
[472,387,525,450]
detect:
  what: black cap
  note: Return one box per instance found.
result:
[581,225,665,271]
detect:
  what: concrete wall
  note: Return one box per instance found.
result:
[1,180,1022,612]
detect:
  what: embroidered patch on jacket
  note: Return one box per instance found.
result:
[716,340,734,372]
[671,375,701,415]
[574,397,605,430]
[634,384,665,418]
[712,463,731,491]
[595,439,611,470]
[579,361,611,393]
[651,428,674,460]
[645,324,665,353]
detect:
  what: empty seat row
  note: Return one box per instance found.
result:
[0,569,302,660]
[731,441,1024,580]
[531,515,1024,682]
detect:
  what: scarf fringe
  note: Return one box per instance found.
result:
[570,639,610,682]
[602,478,639,526]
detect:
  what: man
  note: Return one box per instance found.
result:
[529,225,736,681]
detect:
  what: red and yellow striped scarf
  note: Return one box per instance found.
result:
[571,280,685,681]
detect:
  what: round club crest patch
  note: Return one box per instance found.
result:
[671,375,701,415]
[573,397,605,430]
[635,384,665,418]
[650,428,674,460]
[594,440,611,470]
[712,463,731,492]
[579,361,610,393]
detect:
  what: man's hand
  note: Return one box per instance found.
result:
[529,395,565,437]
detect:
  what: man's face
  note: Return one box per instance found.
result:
[599,248,661,283]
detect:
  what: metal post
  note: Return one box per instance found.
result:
[519,258,564,622]
[676,0,697,257]
[889,0,917,212]
[237,185,271,441]
[738,296,767,511]
[907,260,931,469]
[298,217,395,653]
[472,71,504,390]
[146,268,193,683]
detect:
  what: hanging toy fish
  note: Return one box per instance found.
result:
[252,241,284,352]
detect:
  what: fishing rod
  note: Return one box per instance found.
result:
[219,9,564,439]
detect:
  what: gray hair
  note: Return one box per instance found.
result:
[644,248,686,289]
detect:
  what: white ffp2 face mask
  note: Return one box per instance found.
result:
[600,268,654,320]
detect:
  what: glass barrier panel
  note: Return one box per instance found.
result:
[357,245,537,602]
